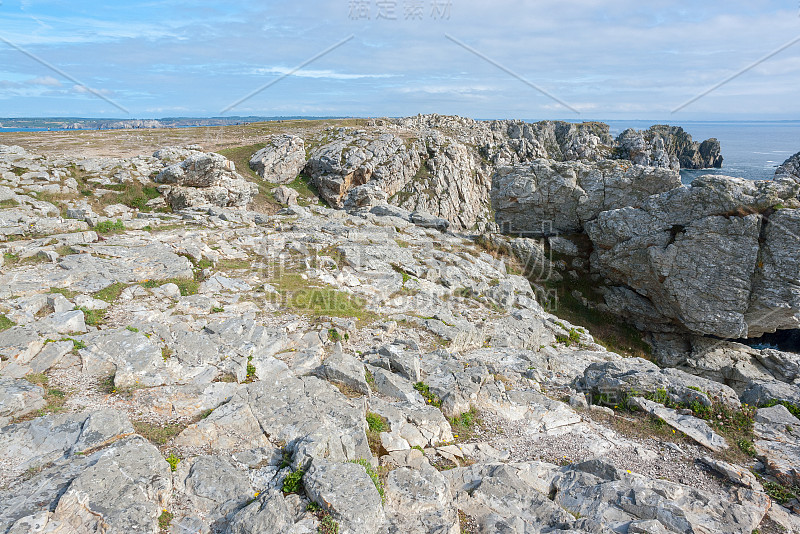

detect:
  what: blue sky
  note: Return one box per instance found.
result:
[0,0,799,119]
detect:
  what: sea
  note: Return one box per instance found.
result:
[601,120,800,184]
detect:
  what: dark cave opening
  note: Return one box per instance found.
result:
[740,329,800,353]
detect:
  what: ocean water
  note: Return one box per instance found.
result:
[603,120,800,184]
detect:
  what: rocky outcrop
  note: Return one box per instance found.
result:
[616,125,723,170]
[491,159,681,235]
[586,175,800,339]
[155,152,258,210]
[249,134,306,183]
[776,150,800,185]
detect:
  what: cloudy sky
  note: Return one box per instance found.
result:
[0,0,799,119]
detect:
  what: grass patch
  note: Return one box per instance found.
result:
[414,382,442,408]
[140,277,199,296]
[268,271,378,322]
[217,258,251,270]
[0,198,19,208]
[18,373,68,420]
[77,306,107,326]
[132,421,186,446]
[49,286,78,299]
[0,314,15,332]
[3,252,20,265]
[93,282,127,303]
[94,219,126,234]
[448,407,482,442]
[103,182,161,212]
[366,412,389,455]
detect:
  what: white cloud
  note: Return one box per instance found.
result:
[252,67,397,80]
[27,76,61,87]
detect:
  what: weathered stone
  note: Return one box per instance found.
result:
[304,459,386,534]
[317,344,370,395]
[575,357,740,409]
[155,152,258,209]
[52,437,172,533]
[274,185,300,206]
[754,404,800,487]
[492,159,681,235]
[629,396,728,451]
[0,376,45,422]
[249,135,306,183]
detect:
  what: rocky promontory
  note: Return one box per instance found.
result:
[0,116,799,534]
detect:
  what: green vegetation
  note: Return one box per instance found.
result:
[158,509,173,531]
[555,327,582,347]
[165,453,181,472]
[77,306,107,326]
[49,287,78,299]
[161,346,173,361]
[365,412,389,454]
[107,182,161,212]
[3,252,20,266]
[132,421,185,446]
[126,325,139,333]
[19,373,68,420]
[448,407,482,442]
[348,459,385,504]
[211,306,224,313]
[282,469,305,494]
[94,219,125,234]
[317,513,340,534]
[0,314,15,332]
[414,382,442,408]
[246,356,257,381]
[140,277,199,296]
[328,328,342,342]
[364,369,376,390]
[0,198,19,208]
[268,271,377,322]
[761,479,799,504]
[94,282,127,303]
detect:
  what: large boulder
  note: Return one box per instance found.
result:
[615,125,723,170]
[775,150,800,184]
[492,159,681,235]
[586,175,800,338]
[249,135,306,183]
[155,152,258,210]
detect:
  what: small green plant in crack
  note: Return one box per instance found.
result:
[158,509,173,531]
[762,399,800,419]
[328,328,341,342]
[348,459,385,504]
[318,513,340,534]
[165,453,181,472]
[414,382,442,408]
[211,306,224,313]
[282,469,305,494]
[737,438,757,457]
[555,327,581,347]
[246,355,257,381]
[126,325,139,333]
[448,407,482,442]
[364,369,376,390]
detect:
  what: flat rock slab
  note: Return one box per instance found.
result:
[304,459,386,534]
[0,376,45,422]
[630,396,728,451]
[754,404,800,486]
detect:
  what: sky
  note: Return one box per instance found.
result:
[0,0,799,120]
